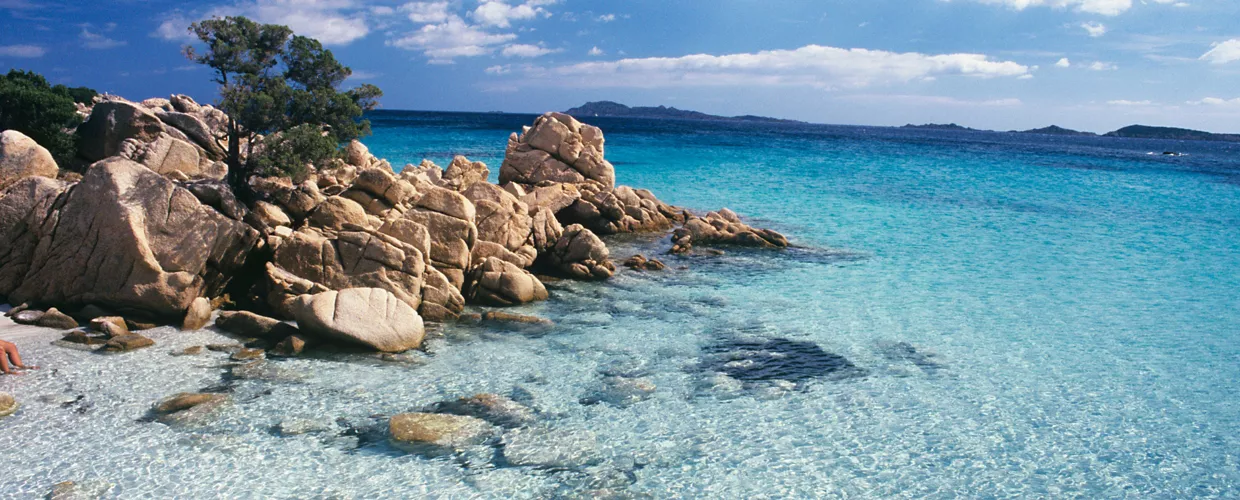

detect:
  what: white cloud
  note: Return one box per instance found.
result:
[154,15,197,42]
[485,64,511,74]
[389,14,517,60]
[1088,61,1118,70]
[471,1,545,28]
[514,44,1030,90]
[402,1,449,23]
[962,0,1133,16]
[588,46,604,56]
[1080,21,1107,37]
[1107,99,1153,105]
[80,27,126,49]
[501,43,559,57]
[157,1,371,46]
[596,13,616,22]
[1200,39,1240,64]
[1187,97,1240,107]
[0,44,45,57]
[1055,57,1071,67]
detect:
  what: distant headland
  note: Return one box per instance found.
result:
[564,101,804,124]
[901,122,1238,142]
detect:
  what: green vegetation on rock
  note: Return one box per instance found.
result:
[0,70,97,163]
[184,16,382,189]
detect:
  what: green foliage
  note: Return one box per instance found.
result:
[0,69,96,163]
[249,124,338,181]
[184,16,383,188]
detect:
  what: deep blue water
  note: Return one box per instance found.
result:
[3,110,1239,498]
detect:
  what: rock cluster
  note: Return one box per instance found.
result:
[0,99,787,354]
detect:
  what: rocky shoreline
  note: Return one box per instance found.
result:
[0,96,788,424]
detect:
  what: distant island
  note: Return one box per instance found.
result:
[901,123,979,132]
[904,122,1238,142]
[564,101,804,124]
[1017,125,1096,136]
[1103,125,1240,142]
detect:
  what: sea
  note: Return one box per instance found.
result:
[2,111,1239,498]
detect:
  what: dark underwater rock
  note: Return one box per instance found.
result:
[878,341,945,373]
[697,337,864,385]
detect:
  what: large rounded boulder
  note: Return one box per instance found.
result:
[0,130,58,190]
[290,288,425,352]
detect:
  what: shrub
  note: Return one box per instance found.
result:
[0,70,96,163]
[249,123,338,181]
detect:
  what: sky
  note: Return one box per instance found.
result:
[1,0,1239,133]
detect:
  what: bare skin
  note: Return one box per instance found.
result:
[0,340,35,375]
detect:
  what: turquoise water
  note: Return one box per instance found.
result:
[2,112,1239,498]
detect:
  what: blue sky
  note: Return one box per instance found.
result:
[2,0,1238,132]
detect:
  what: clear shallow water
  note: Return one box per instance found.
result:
[3,112,1240,498]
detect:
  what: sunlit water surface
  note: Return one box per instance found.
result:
[2,112,1239,498]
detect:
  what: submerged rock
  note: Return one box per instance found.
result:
[581,376,657,407]
[0,392,17,418]
[697,337,863,386]
[269,334,309,357]
[500,426,600,468]
[102,334,155,352]
[48,479,114,500]
[429,393,537,428]
[878,341,946,373]
[152,392,228,425]
[389,412,497,454]
[230,348,265,361]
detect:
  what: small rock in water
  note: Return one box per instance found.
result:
[102,334,155,352]
[10,309,44,325]
[214,311,297,339]
[622,255,666,271]
[49,479,114,500]
[0,392,18,418]
[181,297,213,331]
[697,337,864,386]
[277,417,334,436]
[172,346,206,356]
[230,348,265,361]
[206,343,245,354]
[389,412,497,454]
[152,392,229,426]
[500,426,600,468]
[581,376,656,407]
[124,317,159,331]
[36,308,80,329]
[5,303,30,317]
[269,335,309,357]
[60,331,108,346]
[482,311,555,327]
[88,316,129,338]
[429,393,537,428]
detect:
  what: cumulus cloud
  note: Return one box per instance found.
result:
[505,45,1030,90]
[0,44,45,57]
[588,46,604,56]
[502,43,559,58]
[1200,39,1240,64]
[471,1,548,28]
[389,15,517,61]
[155,0,370,46]
[1080,21,1107,37]
[1055,57,1071,67]
[80,26,126,49]
[961,0,1133,16]
[596,14,616,22]
[1088,61,1118,70]
[402,1,450,23]
[485,64,512,74]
